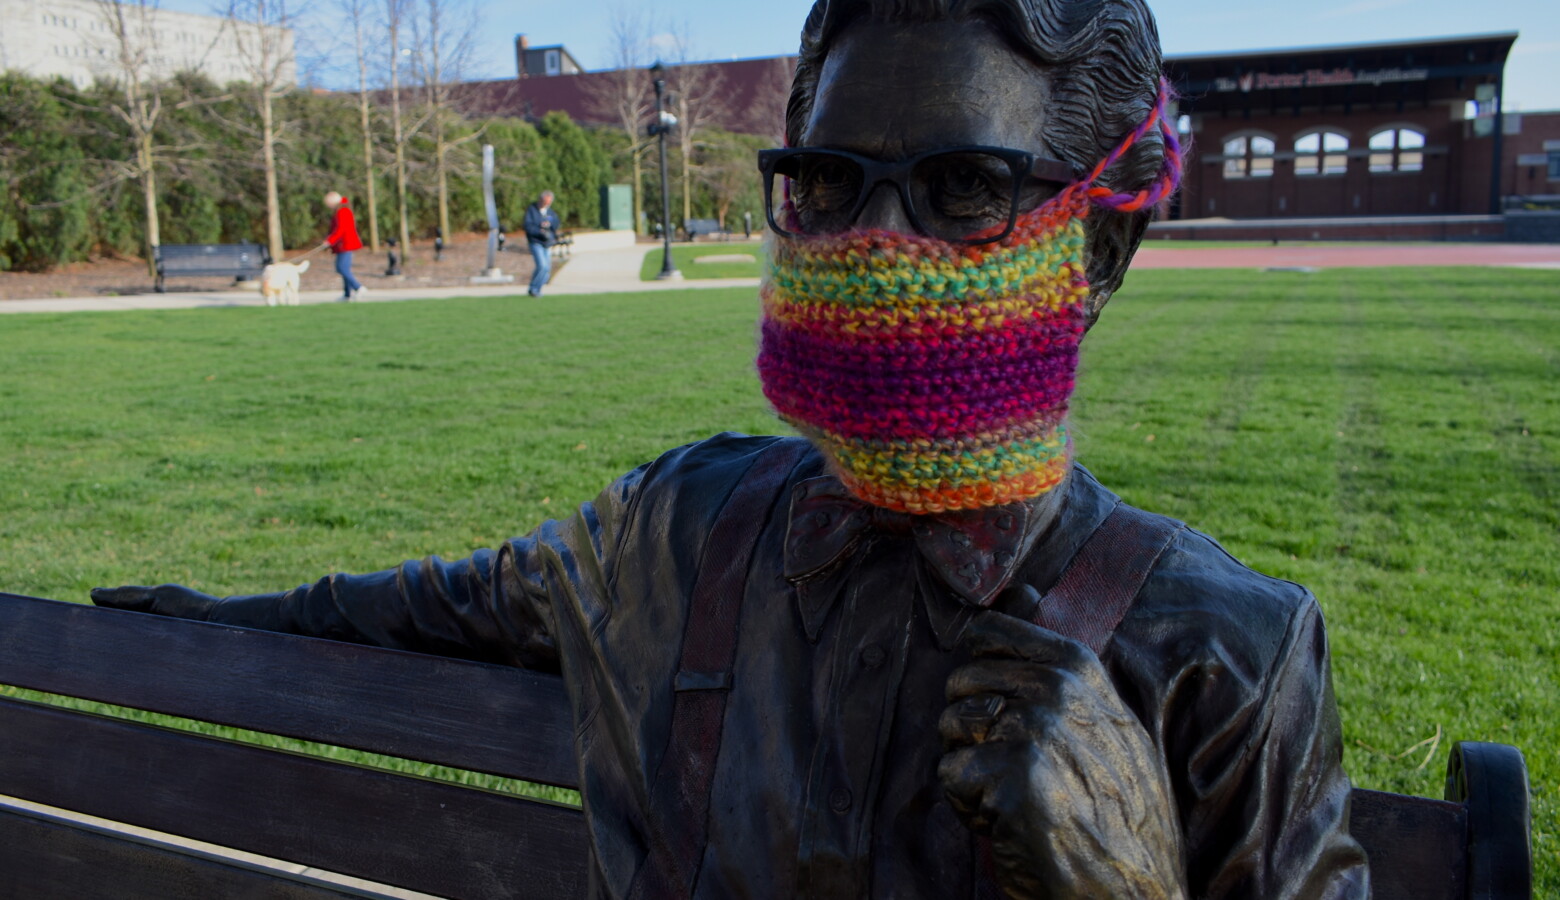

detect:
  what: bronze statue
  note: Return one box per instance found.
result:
[94,1,1369,896]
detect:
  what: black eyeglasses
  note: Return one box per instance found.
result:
[757,146,1080,245]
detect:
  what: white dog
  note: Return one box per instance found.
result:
[259,260,310,307]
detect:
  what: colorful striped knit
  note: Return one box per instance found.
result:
[757,78,1183,514]
[759,192,1090,514]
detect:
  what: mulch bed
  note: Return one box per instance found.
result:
[0,232,539,302]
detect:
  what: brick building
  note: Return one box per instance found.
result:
[1168,33,1519,219]
[457,32,1559,239]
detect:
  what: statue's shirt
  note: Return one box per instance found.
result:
[240,433,1367,899]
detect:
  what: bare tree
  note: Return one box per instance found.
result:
[384,0,413,256]
[582,7,653,234]
[664,29,730,229]
[701,132,762,230]
[407,0,483,242]
[745,56,795,144]
[338,0,382,251]
[89,0,171,273]
[225,0,297,261]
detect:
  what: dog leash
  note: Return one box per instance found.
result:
[277,243,331,265]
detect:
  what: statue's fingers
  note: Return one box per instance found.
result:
[939,692,1007,747]
[963,609,1096,671]
[938,741,1031,834]
[90,586,157,611]
[944,658,1065,704]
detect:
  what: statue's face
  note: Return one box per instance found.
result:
[799,19,1060,236]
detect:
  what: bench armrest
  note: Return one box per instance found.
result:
[1446,741,1532,899]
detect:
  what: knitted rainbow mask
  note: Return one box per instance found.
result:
[758,81,1183,514]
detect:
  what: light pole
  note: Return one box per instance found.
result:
[648,61,681,281]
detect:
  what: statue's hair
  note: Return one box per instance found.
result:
[785,0,1168,313]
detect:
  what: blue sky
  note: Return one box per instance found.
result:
[176,0,1560,111]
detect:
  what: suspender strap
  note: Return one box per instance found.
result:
[1031,502,1185,654]
[629,439,810,900]
[977,502,1184,895]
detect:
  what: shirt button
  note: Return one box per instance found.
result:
[860,644,887,668]
[828,787,852,813]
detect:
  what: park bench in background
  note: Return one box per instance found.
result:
[153,243,272,293]
[552,230,575,261]
[683,218,732,241]
[0,591,1534,899]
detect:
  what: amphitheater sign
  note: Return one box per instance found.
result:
[1215,66,1431,92]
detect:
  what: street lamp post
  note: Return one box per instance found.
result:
[648,62,681,281]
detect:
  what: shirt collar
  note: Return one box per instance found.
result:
[784,469,1071,645]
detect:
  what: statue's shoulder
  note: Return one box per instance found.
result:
[1141,522,1314,618]
[1069,467,1314,634]
[617,432,818,528]
[1111,512,1322,683]
[1066,473,1319,666]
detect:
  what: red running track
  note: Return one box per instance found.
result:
[1131,243,1560,269]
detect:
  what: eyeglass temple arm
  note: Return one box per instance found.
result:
[1029,157,1083,185]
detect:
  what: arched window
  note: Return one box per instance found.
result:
[1223,134,1275,180]
[1369,128,1426,173]
[1295,131,1349,176]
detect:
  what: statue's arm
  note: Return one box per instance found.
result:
[92,465,647,672]
[1186,598,1371,900]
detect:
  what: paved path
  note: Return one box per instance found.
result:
[3,241,1556,314]
[1133,242,1560,270]
[0,244,755,315]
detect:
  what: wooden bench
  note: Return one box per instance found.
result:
[153,243,272,293]
[552,230,575,261]
[683,218,731,241]
[0,591,1534,899]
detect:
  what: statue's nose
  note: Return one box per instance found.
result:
[853,181,915,235]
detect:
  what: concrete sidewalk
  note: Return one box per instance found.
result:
[5,239,1556,315]
[0,242,760,314]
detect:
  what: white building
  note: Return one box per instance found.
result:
[0,0,294,88]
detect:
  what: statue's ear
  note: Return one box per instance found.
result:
[1082,209,1150,330]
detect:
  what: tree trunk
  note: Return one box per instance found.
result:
[395,137,410,257]
[435,115,450,241]
[681,150,692,230]
[139,130,158,277]
[389,36,411,260]
[261,91,283,262]
[631,149,643,235]
[358,94,380,252]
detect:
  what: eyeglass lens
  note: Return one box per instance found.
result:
[773,150,1025,241]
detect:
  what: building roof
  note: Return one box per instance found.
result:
[451,54,794,137]
[1165,32,1519,108]
[1166,32,1519,65]
[444,33,1522,134]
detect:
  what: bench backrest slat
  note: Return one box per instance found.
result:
[0,696,588,900]
[0,593,578,787]
[0,805,373,899]
[1347,788,1467,900]
[0,592,1527,898]
[154,244,270,276]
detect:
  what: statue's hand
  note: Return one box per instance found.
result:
[91,584,221,620]
[939,610,1187,900]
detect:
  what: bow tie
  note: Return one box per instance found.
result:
[783,476,1035,608]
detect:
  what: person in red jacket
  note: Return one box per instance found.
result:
[322,191,366,302]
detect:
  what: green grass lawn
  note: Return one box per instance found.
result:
[638,241,763,280]
[0,269,1556,888]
